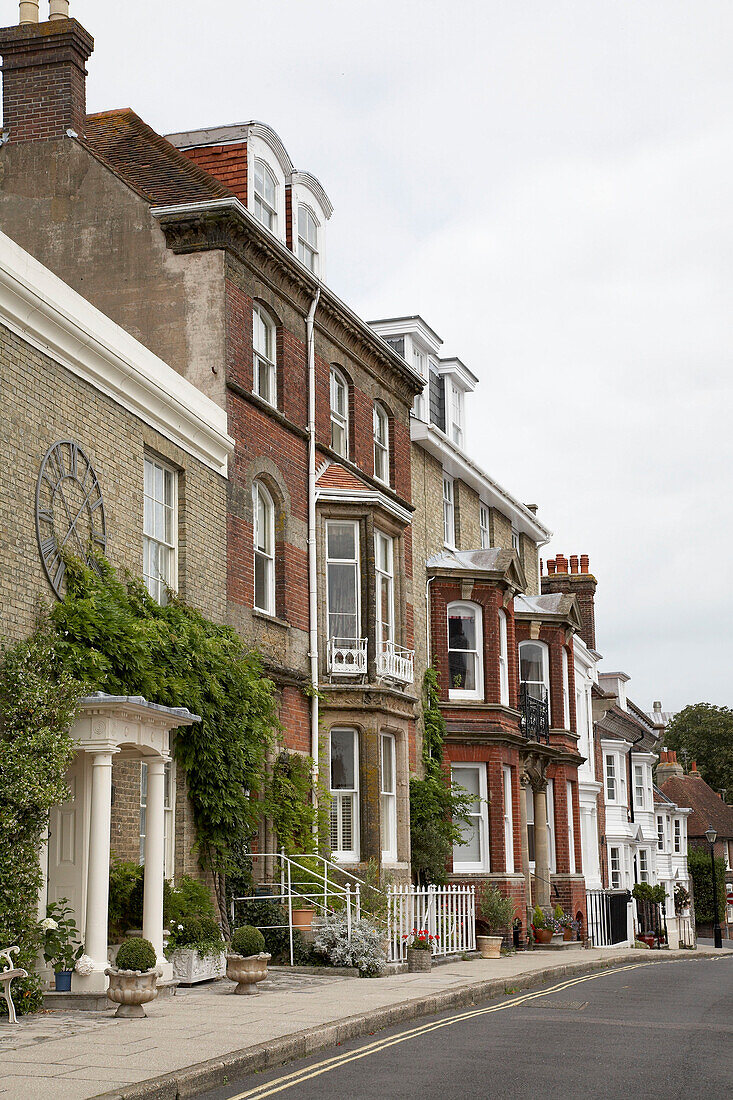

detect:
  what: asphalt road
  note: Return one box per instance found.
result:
[200,957,733,1100]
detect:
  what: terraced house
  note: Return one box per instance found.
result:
[0,9,423,881]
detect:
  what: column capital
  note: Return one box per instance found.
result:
[144,755,169,774]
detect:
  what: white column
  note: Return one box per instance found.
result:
[143,758,170,980]
[533,785,551,909]
[75,751,114,992]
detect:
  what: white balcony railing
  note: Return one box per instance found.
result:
[377,640,415,684]
[328,637,367,676]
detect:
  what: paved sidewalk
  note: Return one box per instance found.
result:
[0,946,727,1100]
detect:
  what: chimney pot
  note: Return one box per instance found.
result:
[547,559,556,576]
[570,554,579,574]
[691,760,698,773]
[19,2,39,24]
[580,554,589,574]
[556,554,568,574]
[49,1,70,20]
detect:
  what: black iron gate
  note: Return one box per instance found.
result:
[586,889,630,946]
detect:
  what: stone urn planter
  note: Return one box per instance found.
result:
[406,947,432,973]
[171,948,226,985]
[225,952,271,995]
[534,928,553,945]
[104,966,161,1018]
[476,934,503,960]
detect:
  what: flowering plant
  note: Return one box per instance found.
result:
[313,915,386,976]
[40,899,83,971]
[402,928,438,951]
[530,906,561,934]
[74,954,95,977]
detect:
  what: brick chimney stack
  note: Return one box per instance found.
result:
[0,8,93,143]
[656,748,684,784]
[541,552,597,650]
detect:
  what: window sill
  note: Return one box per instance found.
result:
[252,609,290,630]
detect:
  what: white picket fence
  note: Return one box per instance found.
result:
[386,883,476,962]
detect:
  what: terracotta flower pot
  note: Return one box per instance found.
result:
[563,928,574,941]
[476,935,503,959]
[534,928,553,945]
[225,952,271,995]
[406,947,432,972]
[291,907,315,931]
[104,966,160,1018]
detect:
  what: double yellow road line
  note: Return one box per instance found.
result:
[228,962,651,1098]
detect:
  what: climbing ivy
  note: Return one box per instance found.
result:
[0,630,83,1014]
[409,668,472,885]
[263,750,330,855]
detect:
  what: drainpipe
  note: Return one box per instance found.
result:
[306,287,321,829]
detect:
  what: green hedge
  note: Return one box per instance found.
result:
[688,845,726,924]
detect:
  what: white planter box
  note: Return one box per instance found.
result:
[170,948,226,985]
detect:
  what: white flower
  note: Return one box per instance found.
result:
[40,918,58,931]
[177,924,183,931]
[75,954,95,976]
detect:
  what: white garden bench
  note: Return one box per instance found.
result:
[0,947,28,1024]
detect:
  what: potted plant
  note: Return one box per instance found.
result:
[167,916,226,985]
[289,857,324,931]
[674,884,690,914]
[403,928,437,972]
[105,937,161,1018]
[553,904,575,941]
[226,926,271,994]
[476,885,515,959]
[530,905,556,945]
[40,899,82,991]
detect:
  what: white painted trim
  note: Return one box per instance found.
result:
[0,231,233,476]
[316,487,412,526]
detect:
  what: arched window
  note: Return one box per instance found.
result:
[253,159,278,231]
[447,601,483,700]
[519,640,550,722]
[330,366,349,457]
[298,205,319,272]
[252,480,275,614]
[373,402,389,484]
[253,305,276,407]
[498,609,509,706]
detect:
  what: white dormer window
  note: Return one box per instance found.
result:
[448,380,464,447]
[253,159,278,231]
[373,402,389,484]
[412,348,427,420]
[298,205,319,273]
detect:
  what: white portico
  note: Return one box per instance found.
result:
[44,694,199,992]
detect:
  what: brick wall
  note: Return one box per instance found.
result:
[181,141,247,203]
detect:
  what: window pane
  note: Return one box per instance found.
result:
[520,644,543,683]
[453,767,481,811]
[327,564,357,637]
[449,611,475,651]
[381,736,395,794]
[454,819,480,863]
[331,729,355,790]
[327,523,356,560]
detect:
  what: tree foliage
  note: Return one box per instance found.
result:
[687,845,726,925]
[0,630,83,1013]
[409,668,472,885]
[664,704,733,795]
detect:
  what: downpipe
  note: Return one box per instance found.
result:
[306,287,321,833]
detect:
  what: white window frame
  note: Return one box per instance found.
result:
[253,158,278,231]
[412,348,427,420]
[297,203,319,273]
[448,379,464,448]
[519,640,551,723]
[447,601,484,701]
[140,760,175,880]
[546,778,556,874]
[503,764,514,873]
[498,609,509,707]
[373,402,390,485]
[253,304,277,407]
[526,785,536,869]
[330,366,349,458]
[143,455,178,605]
[330,728,359,862]
[326,521,361,643]
[657,815,665,851]
[562,647,571,730]
[673,818,681,853]
[443,475,455,547]
[253,480,276,615]
[451,764,489,873]
[567,781,576,874]
[479,503,490,549]
[634,763,645,811]
[380,733,398,863]
[511,527,520,554]
[638,847,650,883]
[609,845,622,889]
[605,753,617,802]
[375,531,394,649]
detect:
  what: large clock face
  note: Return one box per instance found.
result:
[35,440,106,598]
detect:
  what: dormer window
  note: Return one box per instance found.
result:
[373,402,389,484]
[330,367,349,457]
[253,159,278,231]
[448,379,464,447]
[298,205,319,273]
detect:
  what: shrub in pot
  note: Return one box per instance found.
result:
[530,905,557,945]
[41,898,82,990]
[226,925,270,995]
[105,937,160,1018]
[167,916,226,985]
[476,886,515,959]
[402,929,436,972]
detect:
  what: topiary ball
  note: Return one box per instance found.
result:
[230,925,266,957]
[115,937,157,972]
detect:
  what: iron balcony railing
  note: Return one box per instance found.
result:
[520,682,550,743]
[328,636,367,676]
[377,640,415,684]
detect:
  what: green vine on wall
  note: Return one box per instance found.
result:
[263,750,330,855]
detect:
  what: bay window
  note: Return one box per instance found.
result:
[443,475,455,546]
[519,641,550,719]
[638,848,650,883]
[451,764,488,872]
[330,367,349,457]
[634,764,645,810]
[373,402,390,484]
[380,733,397,863]
[253,305,276,407]
[502,765,514,873]
[498,610,509,706]
[657,815,665,851]
[447,601,483,700]
[674,819,681,853]
[375,531,394,650]
[330,728,359,861]
[609,845,622,889]
[605,754,617,802]
[253,480,275,614]
[326,521,360,642]
[143,455,177,604]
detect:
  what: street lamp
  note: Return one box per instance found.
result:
[704,827,723,949]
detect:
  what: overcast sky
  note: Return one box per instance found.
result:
[44,1,733,713]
